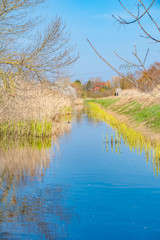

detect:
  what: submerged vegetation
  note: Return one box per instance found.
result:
[85,102,160,176]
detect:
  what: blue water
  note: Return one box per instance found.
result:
[0,113,160,239]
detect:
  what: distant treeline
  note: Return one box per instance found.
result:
[72,62,160,98]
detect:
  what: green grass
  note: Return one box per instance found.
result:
[0,105,74,149]
[115,101,142,115]
[85,98,119,108]
[60,106,73,114]
[133,105,160,130]
[0,120,53,150]
[0,119,52,139]
[86,98,160,131]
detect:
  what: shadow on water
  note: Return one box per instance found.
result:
[85,102,160,177]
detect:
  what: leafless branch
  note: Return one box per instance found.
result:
[132,47,160,91]
[139,0,160,32]
[87,38,159,99]
[113,0,155,25]
[113,0,160,43]
[143,48,149,65]
[114,51,141,69]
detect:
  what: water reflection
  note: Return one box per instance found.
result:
[0,184,76,239]
[85,102,160,177]
[0,121,75,239]
[1,104,160,239]
[73,104,84,123]
[0,122,71,181]
[103,131,122,154]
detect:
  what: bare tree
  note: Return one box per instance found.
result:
[0,0,78,87]
[0,0,78,142]
[0,0,45,41]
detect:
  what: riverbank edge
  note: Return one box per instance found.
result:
[85,98,160,144]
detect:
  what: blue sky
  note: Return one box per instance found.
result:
[44,0,160,83]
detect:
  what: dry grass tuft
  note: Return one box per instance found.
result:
[119,89,143,97]
[151,84,160,97]
[74,98,84,105]
[0,79,73,123]
[117,87,160,106]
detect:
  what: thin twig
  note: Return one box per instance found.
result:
[87,39,159,99]
[114,51,141,68]
[139,0,160,32]
[132,49,160,91]
[113,0,155,25]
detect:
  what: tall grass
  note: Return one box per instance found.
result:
[0,79,74,143]
[0,120,52,140]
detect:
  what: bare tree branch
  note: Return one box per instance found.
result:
[143,48,149,65]
[0,0,78,141]
[112,0,155,25]
[113,0,160,43]
[132,47,160,91]
[114,51,141,68]
[139,0,160,32]
[87,38,159,99]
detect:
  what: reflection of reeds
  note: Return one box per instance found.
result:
[0,121,73,228]
[0,145,50,180]
[85,102,160,176]
[0,104,76,237]
[0,121,72,194]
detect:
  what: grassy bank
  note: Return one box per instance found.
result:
[85,97,160,132]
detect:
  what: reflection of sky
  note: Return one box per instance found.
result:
[52,116,159,187]
[1,115,160,239]
[43,0,160,82]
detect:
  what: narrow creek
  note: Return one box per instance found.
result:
[0,105,160,240]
